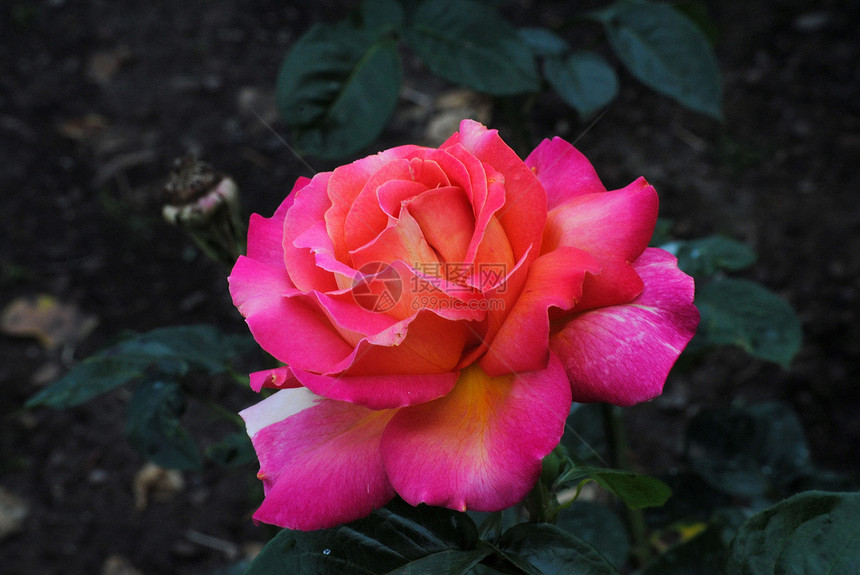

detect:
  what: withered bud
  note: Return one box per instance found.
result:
[162,156,245,266]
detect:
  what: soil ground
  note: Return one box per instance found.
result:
[1,1,858,573]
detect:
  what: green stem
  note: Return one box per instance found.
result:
[522,475,549,523]
[602,403,651,566]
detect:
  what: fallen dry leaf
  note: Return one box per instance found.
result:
[425,89,493,146]
[102,554,143,575]
[133,462,184,510]
[0,486,29,541]
[87,45,132,85]
[0,294,98,350]
[57,113,110,142]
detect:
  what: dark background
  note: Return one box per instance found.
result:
[2,1,858,573]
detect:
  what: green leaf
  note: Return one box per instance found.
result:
[360,0,405,34]
[556,501,630,568]
[384,549,492,574]
[26,325,254,408]
[686,402,812,499]
[727,491,860,574]
[518,27,570,57]
[26,356,152,408]
[276,22,402,159]
[671,0,720,45]
[590,469,672,510]
[561,403,607,466]
[599,0,722,118]
[499,523,621,575]
[245,499,479,575]
[112,325,255,373]
[125,377,202,470]
[405,0,540,95]
[544,51,619,117]
[205,431,256,467]
[660,235,756,277]
[470,508,523,541]
[695,277,802,367]
[557,466,672,510]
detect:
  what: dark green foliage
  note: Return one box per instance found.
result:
[244,500,485,575]
[274,0,723,158]
[556,501,630,568]
[26,325,256,469]
[593,0,723,118]
[27,325,254,408]
[276,22,402,159]
[727,491,860,575]
[405,0,540,96]
[543,52,619,117]
[695,278,802,367]
[498,523,620,574]
[126,377,203,470]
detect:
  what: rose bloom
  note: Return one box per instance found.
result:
[229,120,698,530]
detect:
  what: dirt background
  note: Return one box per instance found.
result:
[1,1,858,573]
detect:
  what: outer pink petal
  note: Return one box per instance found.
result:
[525,137,607,209]
[229,256,354,367]
[481,246,600,376]
[249,366,300,392]
[381,354,571,512]
[241,389,395,530]
[244,177,307,266]
[574,257,644,311]
[550,248,699,406]
[290,368,459,410]
[543,177,658,262]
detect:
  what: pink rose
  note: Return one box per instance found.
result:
[229,120,698,530]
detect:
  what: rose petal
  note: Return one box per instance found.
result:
[326,145,424,263]
[406,185,475,264]
[481,246,600,376]
[290,368,459,410]
[246,178,303,266]
[350,207,441,273]
[543,177,658,262]
[457,243,534,367]
[230,256,355,367]
[574,257,644,311]
[339,309,470,376]
[249,366,299,393]
[550,248,698,406]
[292,220,353,288]
[345,157,449,253]
[525,137,607,209]
[282,173,340,292]
[470,215,516,289]
[381,354,571,511]
[452,120,546,265]
[241,388,395,530]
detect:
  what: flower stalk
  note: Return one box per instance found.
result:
[603,403,651,565]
